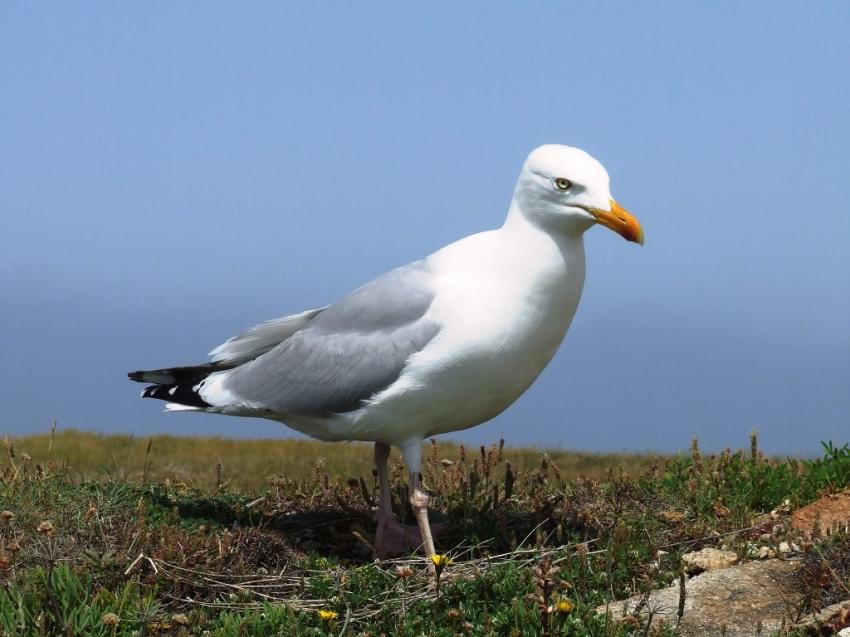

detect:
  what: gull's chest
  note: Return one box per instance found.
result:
[429,259,583,378]
[339,229,587,442]
[363,244,587,434]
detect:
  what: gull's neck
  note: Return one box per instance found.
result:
[501,201,587,266]
[430,199,587,295]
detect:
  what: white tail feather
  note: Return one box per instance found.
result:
[165,403,201,412]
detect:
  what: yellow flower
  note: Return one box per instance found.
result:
[317,609,338,621]
[555,599,574,614]
[430,554,452,570]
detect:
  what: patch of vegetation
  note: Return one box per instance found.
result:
[6,428,663,491]
[797,530,850,611]
[1,430,849,635]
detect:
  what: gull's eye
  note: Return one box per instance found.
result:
[554,177,572,191]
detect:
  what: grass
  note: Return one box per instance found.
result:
[1,429,849,636]
[6,429,662,491]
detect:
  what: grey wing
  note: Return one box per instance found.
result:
[220,260,440,415]
[209,307,327,365]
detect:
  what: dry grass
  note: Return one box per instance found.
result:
[7,428,663,491]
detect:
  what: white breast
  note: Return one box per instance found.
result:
[345,219,587,444]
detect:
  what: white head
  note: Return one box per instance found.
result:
[511,144,643,244]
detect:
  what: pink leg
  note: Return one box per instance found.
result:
[409,469,436,559]
[373,442,420,557]
[374,442,394,553]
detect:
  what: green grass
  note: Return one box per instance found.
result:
[1,430,849,636]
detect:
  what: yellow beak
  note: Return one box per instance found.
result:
[589,199,644,245]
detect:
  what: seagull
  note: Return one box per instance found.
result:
[129,144,643,559]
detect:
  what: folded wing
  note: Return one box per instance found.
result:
[209,307,326,365]
[212,261,440,415]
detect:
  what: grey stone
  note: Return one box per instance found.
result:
[597,559,801,637]
[681,547,739,574]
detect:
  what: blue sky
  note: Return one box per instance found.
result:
[1,3,848,454]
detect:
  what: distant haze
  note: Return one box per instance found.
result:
[1,3,848,455]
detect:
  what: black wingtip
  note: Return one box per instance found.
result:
[127,363,234,385]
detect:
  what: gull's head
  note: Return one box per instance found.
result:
[512,144,644,245]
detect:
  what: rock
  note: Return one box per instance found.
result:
[778,541,799,556]
[791,490,850,537]
[756,546,775,560]
[597,559,800,637]
[681,548,739,574]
